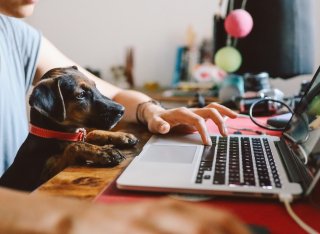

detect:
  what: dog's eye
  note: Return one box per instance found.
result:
[76,91,86,100]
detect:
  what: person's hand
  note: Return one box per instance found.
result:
[142,102,238,145]
[75,198,251,234]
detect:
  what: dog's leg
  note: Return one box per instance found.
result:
[65,142,125,166]
[86,130,138,147]
[41,142,125,182]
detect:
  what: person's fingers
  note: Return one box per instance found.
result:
[151,107,211,145]
[148,107,217,145]
[205,103,238,118]
[170,108,211,145]
[148,116,170,134]
[194,108,228,136]
[145,103,236,142]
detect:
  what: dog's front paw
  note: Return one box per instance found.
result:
[95,146,125,167]
[111,132,139,147]
[86,130,139,148]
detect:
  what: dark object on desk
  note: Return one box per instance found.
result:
[220,99,238,110]
[237,97,279,116]
[248,224,270,234]
[213,0,314,78]
[244,72,270,92]
[0,66,138,192]
[267,113,292,129]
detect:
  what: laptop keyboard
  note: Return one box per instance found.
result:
[195,136,282,188]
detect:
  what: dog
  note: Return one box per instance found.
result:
[0,66,138,191]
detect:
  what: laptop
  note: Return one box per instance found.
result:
[117,67,320,200]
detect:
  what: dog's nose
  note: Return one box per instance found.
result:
[117,106,125,116]
[110,104,125,117]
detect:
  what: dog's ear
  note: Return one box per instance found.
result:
[29,78,66,122]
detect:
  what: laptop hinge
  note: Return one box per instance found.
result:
[275,137,312,192]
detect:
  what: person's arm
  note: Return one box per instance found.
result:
[34,36,122,98]
[0,187,250,234]
[34,36,155,122]
[35,36,238,146]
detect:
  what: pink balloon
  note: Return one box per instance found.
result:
[224,9,253,38]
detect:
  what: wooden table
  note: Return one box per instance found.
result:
[34,122,151,200]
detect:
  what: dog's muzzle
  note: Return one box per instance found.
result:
[92,101,125,130]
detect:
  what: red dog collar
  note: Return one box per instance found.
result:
[29,124,86,142]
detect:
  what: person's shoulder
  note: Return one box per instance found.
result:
[0,14,11,29]
[0,14,10,22]
[0,14,40,44]
[0,14,36,33]
[0,14,20,26]
[0,14,20,33]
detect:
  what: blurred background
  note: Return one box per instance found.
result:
[26,0,320,96]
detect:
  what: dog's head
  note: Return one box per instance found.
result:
[29,66,124,130]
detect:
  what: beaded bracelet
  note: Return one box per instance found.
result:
[136,99,162,125]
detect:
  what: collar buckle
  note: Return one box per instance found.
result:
[77,128,87,142]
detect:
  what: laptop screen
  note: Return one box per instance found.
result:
[284,67,320,192]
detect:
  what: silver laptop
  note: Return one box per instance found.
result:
[117,67,320,200]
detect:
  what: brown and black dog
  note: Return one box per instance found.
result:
[0,66,138,191]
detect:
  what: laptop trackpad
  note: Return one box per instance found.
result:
[140,145,197,164]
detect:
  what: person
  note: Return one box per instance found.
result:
[0,0,250,233]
